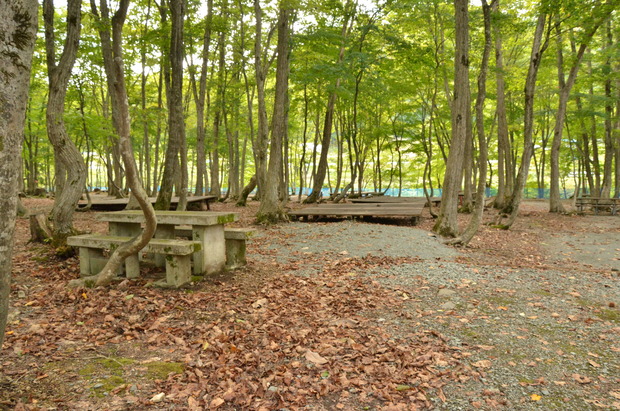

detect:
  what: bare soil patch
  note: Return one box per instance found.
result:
[2,197,619,410]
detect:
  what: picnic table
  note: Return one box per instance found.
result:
[288,202,424,224]
[97,210,238,275]
[576,197,619,215]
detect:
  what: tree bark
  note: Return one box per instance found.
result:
[497,13,552,228]
[44,0,87,245]
[0,0,38,349]
[237,174,257,207]
[549,10,609,212]
[304,3,354,203]
[154,3,180,211]
[449,0,494,245]
[493,0,512,209]
[71,0,157,288]
[433,0,469,238]
[252,0,274,204]
[191,0,213,196]
[257,4,291,223]
[170,0,187,211]
[210,11,227,198]
[600,21,614,198]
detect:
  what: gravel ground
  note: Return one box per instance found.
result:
[250,212,620,410]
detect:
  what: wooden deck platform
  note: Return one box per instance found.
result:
[288,203,425,224]
[349,196,441,207]
[78,195,218,211]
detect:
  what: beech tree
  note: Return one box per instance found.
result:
[0,0,38,348]
[71,0,158,287]
[496,12,553,228]
[257,2,292,223]
[44,0,87,244]
[433,0,470,238]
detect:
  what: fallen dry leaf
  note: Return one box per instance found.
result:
[305,350,328,365]
[572,373,592,384]
[472,360,492,369]
[209,398,225,409]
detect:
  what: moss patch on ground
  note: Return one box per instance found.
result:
[144,361,184,380]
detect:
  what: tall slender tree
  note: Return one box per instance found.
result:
[257,2,292,223]
[155,0,187,210]
[433,0,470,237]
[496,12,553,228]
[549,3,613,212]
[450,0,495,245]
[44,0,87,244]
[72,0,157,287]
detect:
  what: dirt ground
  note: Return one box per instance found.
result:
[1,197,619,410]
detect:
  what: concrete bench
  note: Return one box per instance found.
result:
[67,234,201,288]
[224,228,255,269]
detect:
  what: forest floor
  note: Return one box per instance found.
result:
[1,196,619,410]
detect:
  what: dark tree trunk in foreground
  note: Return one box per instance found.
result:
[433,0,469,237]
[44,0,87,245]
[0,0,38,349]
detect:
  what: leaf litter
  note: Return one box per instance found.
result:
[2,198,620,409]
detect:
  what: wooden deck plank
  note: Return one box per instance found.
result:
[349,196,440,206]
[288,203,424,223]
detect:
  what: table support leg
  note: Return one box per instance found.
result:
[192,225,226,275]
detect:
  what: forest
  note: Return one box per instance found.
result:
[13,0,618,230]
[2,0,620,408]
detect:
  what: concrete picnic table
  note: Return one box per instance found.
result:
[97,210,238,275]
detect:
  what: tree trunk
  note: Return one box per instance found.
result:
[154,4,179,211]
[449,0,493,245]
[549,11,609,212]
[0,0,37,349]
[433,0,469,238]
[600,22,614,198]
[237,174,257,206]
[257,4,291,223]
[304,3,354,203]
[71,0,157,288]
[493,0,512,209]
[44,0,87,245]
[191,0,213,196]
[497,14,551,228]
[210,13,227,198]
[253,0,269,203]
[169,0,187,211]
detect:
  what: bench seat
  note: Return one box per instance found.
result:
[67,234,201,287]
